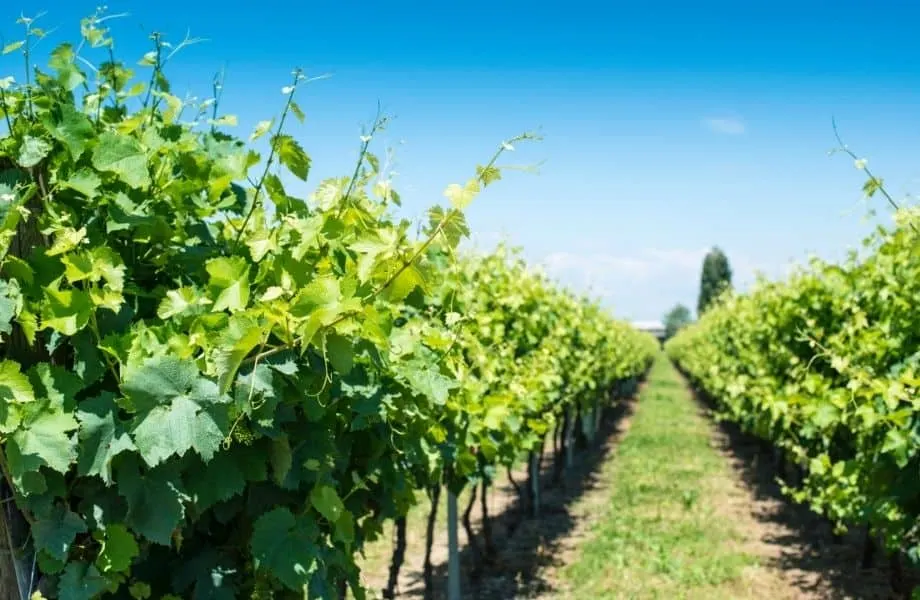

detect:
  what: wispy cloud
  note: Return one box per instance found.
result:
[540,246,783,319]
[703,116,746,135]
[543,247,710,283]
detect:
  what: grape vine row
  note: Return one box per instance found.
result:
[0,11,657,599]
[667,205,920,586]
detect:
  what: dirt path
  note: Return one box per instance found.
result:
[358,356,906,599]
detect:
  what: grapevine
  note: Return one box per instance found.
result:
[666,205,920,571]
[0,11,658,599]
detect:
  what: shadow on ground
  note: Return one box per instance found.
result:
[695,385,917,600]
[396,394,639,600]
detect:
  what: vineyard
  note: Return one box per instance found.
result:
[667,206,920,596]
[1,7,918,600]
[0,12,660,600]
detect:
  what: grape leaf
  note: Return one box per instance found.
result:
[397,360,457,405]
[213,314,264,394]
[250,507,319,590]
[33,504,87,561]
[310,484,345,523]
[8,410,78,479]
[44,104,95,159]
[273,134,311,181]
[18,135,52,168]
[118,459,187,545]
[206,256,251,313]
[122,356,229,466]
[94,524,139,574]
[92,132,151,189]
[59,562,110,600]
[186,452,246,511]
[77,393,137,484]
[0,279,22,335]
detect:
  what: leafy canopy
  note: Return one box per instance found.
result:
[0,10,660,600]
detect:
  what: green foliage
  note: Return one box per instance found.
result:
[667,206,920,561]
[0,10,658,599]
[662,303,692,339]
[696,247,732,315]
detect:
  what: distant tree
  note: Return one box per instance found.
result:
[663,304,693,339]
[697,247,732,314]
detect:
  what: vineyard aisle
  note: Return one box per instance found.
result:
[358,355,895,599]
[554,355,885,600]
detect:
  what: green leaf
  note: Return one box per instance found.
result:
[7,410,78,486]
[33,504,87,561]
[18,135,52,168]
[44,104,95,159]
[94,523,139,574]
[273,134,311,181]
[476,165,502,186]
[30,363,83,411]
[0,279,22,335]
[186,452,246,511]
[157,286,212,320]
[385,265,425,302]
[41,286,93,336]
[811,401,840,429]
[209,114,238,127]
[397,360,457,405]
[310,484,345,523]
[250,507,318,590]
[213,314,264,394]
[117,459,186,545]
[269,435,292,485]
[289,100,305,123]
[47,226,88,256]
[325,333,354,374]
[206,256,251,313]
[58,562,110,600]
[427,206,470,247]
[61,169,103,199]
[882,428,910,467]
[129,582,151,599]
[443,178,480,210]
[250,119,273,141]
[49,43,85,90]
[62,247,125,292]
[2,41,24,55]
[92,132,151,189]
[72,331,106,386]
[0,360,33,404]
[123,356,229,466]
[77,393,136,484]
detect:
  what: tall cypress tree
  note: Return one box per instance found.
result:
[697,247,732,314]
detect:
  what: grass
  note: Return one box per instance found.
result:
[559,355,760,599]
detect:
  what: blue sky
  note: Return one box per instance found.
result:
[3,1,919,321]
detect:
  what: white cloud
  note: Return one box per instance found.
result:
[703,117,746,135]
[543,247,711,283]
[540,246,782,320]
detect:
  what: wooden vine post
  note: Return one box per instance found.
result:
[1,155,44,599]
[564,404,576,469]
[528,450,541,517]
[446,487,461,600]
